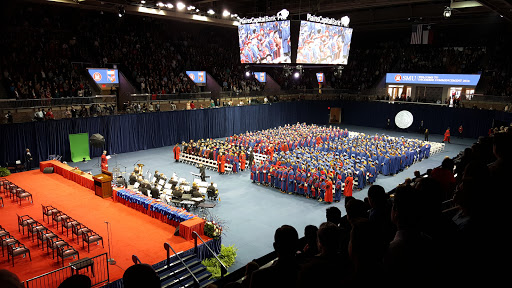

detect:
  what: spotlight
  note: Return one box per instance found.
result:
[140,0,145,4]
[245,71,251,77]
[156,2,164,7]
[165,3,173,9]
[118,6,125,17]
[443,7,452,18]
[294,72,300,78]
[231,13,238,18]
[207,9,215,15]
[187,6,195,11]
[177,2,186,10]
[341,16,350,27]
[223,10,230,17]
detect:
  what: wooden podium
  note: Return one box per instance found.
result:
[93,170,113,198]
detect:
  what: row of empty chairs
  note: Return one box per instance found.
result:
[0,178,33,205]
[1,224,31,267]
[42,206,104,253]
[17,213,80,266]
[180,153,233,173]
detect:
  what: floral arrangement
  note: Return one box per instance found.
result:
[203,211,228,240]
[204,220,223,239]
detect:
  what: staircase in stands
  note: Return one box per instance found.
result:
[154,254,215,288]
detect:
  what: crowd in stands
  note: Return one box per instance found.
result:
[2,2,512,104]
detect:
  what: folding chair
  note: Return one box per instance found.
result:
[16,188,33,205]
[7,239,31,267]
[17,214,36,235]
[82,230,104,253]
[42,205,59,223]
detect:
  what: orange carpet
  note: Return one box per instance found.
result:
[0,170,196,283]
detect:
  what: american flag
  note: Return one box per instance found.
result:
[410,24,423,44]
[411,24,433,45]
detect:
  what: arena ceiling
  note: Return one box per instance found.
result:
[25,0,512,29]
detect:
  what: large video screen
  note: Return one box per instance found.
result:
[296,21,353,65]
[238,20,291,64]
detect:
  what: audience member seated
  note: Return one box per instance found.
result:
[383,185,436,288]
[122,264,160,288]
[429,157,456,201]
[348,218,387,287]
[297,222,353,288]
[249,225,300,288]
[0,270,24,288]
[240,261,259,288]
[367,185,394,244]
[58,274,91,288]
[298,225,318,260]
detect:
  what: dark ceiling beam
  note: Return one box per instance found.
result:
[477,0,512,21]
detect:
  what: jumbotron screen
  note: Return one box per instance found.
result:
[238,20,291,64]
[296,21,353,65]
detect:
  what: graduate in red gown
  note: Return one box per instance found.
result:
[443,128,451,143]
[344,172,353,197]
[220,153,226,174]
[324,176,333,203]
[173,144,181,161]
[101,150,108,171]
[217,153,222,173]
[240,151,246,171]
[443,127,450,143]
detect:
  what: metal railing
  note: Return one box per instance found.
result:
[132,255,142,265]
[130,92,212,102]
[24,252,109,288]
[192,231,227,278]
[0,95,117,109]
[164,242,200,288]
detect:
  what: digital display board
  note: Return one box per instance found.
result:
[186,71,207,84]
[296,21,353,65]
[87,68,119,84]
[253,72,267,83]
[238,20,291,64]
[385,73,481,86]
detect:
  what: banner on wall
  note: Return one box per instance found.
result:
[316,73,324,83]
[186,71,207,85]
[253,72,267,83]
[386,73,481,86]
[87,69,119,84]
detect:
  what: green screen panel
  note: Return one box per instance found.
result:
[69,133,91,162]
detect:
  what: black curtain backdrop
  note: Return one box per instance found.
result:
[1,101,510,167]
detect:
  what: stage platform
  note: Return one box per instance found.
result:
[0,170,198,283]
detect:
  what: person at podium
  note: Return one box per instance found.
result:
[101,150,108,171]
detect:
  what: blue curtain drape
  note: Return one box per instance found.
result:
[1,101,509,168]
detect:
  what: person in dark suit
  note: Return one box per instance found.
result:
[25,148,33,171]
[248,150,255,168]
[207,182,217,200]
[129,172,137,185]
[150,186,160,199]
[198,164,206,182]
[250,225,300,288]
